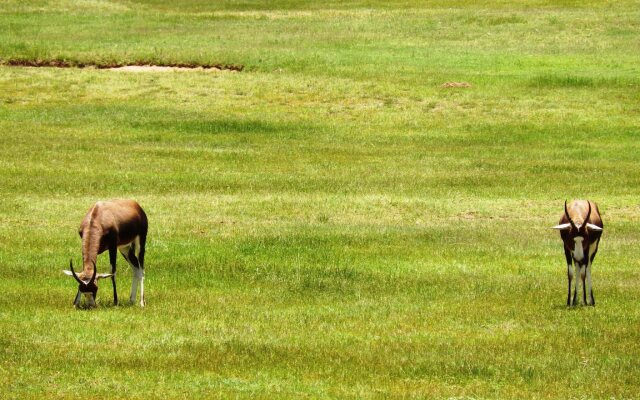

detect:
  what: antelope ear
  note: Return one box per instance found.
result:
[62,270,74,276]
[552,223,571,230]
[96,273,114,280]
[586,223,603,232]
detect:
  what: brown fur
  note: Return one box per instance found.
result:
[560,200,603,229]
[78,200,148,280]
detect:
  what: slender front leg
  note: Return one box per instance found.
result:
[567,265,573,306]
[586,240,599,306]
[127,250,140,305]
[572,263,580,306]
[139,268,145,307]
[580,264,587,305]
[130,267,145,307]
[137,235,146,307]
[564,248,573,306]
[586,264,595,306]
[109,245,118,305]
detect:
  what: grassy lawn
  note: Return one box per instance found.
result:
[1,0,640,398]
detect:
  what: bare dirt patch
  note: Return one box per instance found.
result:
[109,65,216,72]
[440,82,472,88]
[1,59,244,72]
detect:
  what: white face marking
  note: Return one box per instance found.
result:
[572,237,584,261]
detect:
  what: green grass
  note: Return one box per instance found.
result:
[1,1,640,398]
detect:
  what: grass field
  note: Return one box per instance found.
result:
[1,0,640,398]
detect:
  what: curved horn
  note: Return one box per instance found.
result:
[584,202,592,226]
[89,261,98,284]
[69,259,84,285]
[564,200,577,229]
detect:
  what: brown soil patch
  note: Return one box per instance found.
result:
[110,65,215,72]
[2,59,244,72]
[441,82,472,88]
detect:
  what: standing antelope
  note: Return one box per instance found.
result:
[63,199,148,307]
[552,200,603,306]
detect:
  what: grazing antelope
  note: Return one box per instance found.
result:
[63,200,148,307]
[552,200,603,306]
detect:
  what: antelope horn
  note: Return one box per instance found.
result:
[564,200,577,229]
[69,259,84,285]
[584,202,592,226]
[89,261,98,284]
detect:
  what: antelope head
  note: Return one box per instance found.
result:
[63,260,113,307]
[552,200,603,263]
